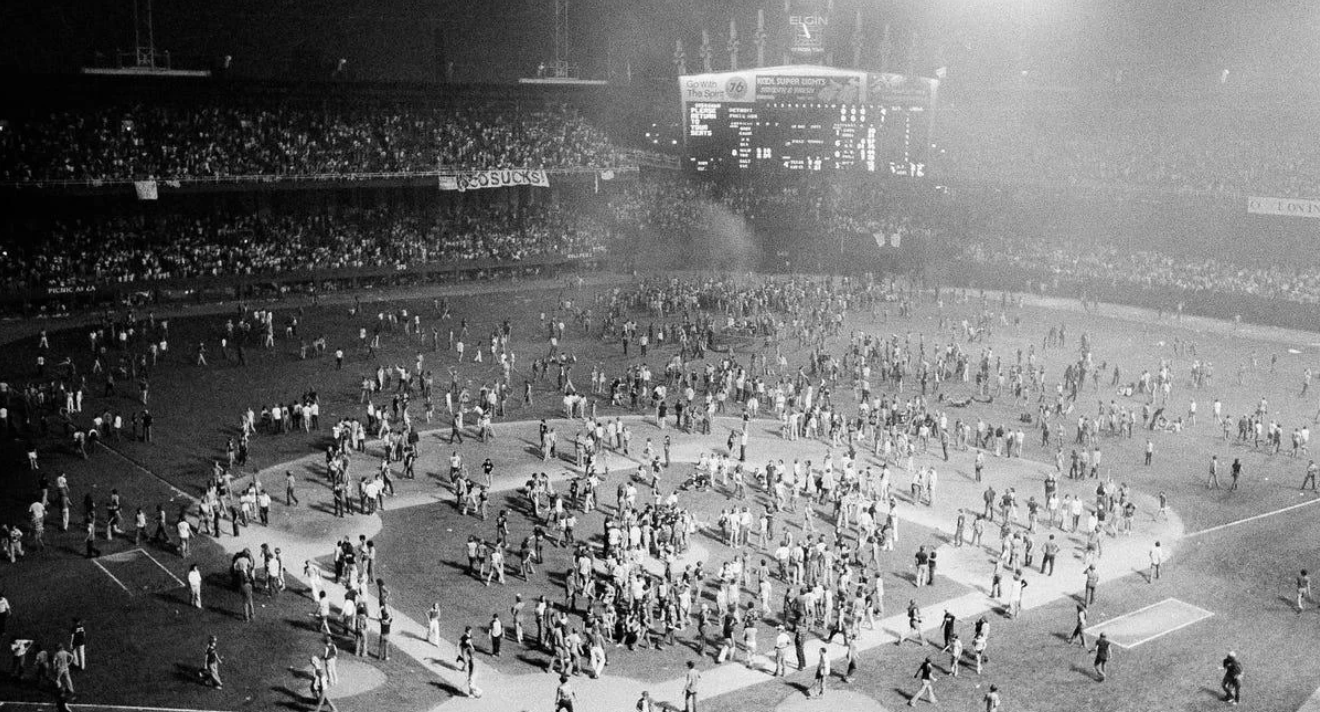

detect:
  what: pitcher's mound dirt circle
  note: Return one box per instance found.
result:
[297,657,389,698]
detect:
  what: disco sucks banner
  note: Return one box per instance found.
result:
[438,169,550,192]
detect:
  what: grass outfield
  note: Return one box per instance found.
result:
[0,276,1316,712]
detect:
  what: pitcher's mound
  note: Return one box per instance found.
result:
[635,540,712,578]
[298,657,388,698]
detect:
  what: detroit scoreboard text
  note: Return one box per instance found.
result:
[680,66,938,177]
[685,100,930,175]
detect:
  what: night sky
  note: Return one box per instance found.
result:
[0,0,1315,88]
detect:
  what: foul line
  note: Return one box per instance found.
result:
[93,548,184,592]
[1085,598,1214,649]
[1297,681,1320,712]
[91,558,132,594]
[95,442,196,503]
[1089,596,1181,624]
[133,547,186,587]
[1119,609,1213,649]
[1185,496,1320,538]
[0,703,234,712]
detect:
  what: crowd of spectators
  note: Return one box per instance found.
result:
[0,204,609,291]
[606,178,940,249]
[4,160,1320,311]
[604,178,1320,306]
[5,95,1319,196]
[937,102,1320,198]
[0,103,621,183]
[2,177,936,292]
[960,233,1320,305]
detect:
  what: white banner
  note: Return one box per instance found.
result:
[134,180,158,201]
[440,170,550,192]
[1247,196,1320,218]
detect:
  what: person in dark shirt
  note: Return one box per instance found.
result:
[1066,604,1088,647]
[793,624,807,672]
[1221,651,1243,705]
[908,656,938,706]
[202,636,222,689]
[940,611,957,651]
[1041,535,1060,576]
[377,611,393,661]
[69,619,87,670]
[1089,632,1112,681]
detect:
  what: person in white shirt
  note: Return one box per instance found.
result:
[258,490,272,525]
[27,501,46,551]
[772,626,790,676]
[187,564,203,608]
[267,549,285,595]
[0,595,13,638]
[11,638,32,678]
[1149,541,1163,582]
[1009,576,1028,617]
[305,560,324,602]
[177,518,192,557]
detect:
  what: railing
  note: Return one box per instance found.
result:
[619,149,681,171]
[0,162,640,190]
[1,254,608,314]
[931,169,1316,202]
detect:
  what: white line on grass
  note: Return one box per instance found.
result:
[91,558,132,594]
[1119,608,1213,649]
[133,547,185,587]
[95,442,194,502]
[1185,496,1320,538]
[1084,598,1214,649]
[98,549,143,563]
[1090,596,1181,625]
[0,703,234,712]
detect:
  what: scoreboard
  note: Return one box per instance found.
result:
[684,100,929,176]
[680,66,937,177]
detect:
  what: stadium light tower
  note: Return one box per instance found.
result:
[83,0,209,76]
[552,0,570,78]
[131,0,160,69]
[521,0,605,85]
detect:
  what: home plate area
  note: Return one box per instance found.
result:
[1084,598,1214,649]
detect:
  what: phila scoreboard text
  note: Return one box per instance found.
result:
[680,66,938,177]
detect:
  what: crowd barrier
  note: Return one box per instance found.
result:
[3,255,605,316]
[0,164,640,195]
